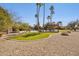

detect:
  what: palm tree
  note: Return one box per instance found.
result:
[36,3,43,32]
[49,5,54,22]
[47,15,51,23]
[57,21,62,26]
[35,14,38,25]
[43,3,45,32]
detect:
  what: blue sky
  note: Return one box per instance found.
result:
[0,3,79,26]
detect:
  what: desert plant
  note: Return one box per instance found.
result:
[0,33,3,37]
[67,30,71,33]
[61,32,69,36]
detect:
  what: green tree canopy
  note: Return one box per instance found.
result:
[0,6,13,32]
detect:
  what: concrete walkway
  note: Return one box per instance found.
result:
[0,32,79,56]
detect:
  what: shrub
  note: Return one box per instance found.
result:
[61,32,69,36]
[67,30,71,33]
[0,33,3,37]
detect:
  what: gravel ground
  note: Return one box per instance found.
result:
[0,32,79,56]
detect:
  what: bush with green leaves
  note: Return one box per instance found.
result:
[12,22,31,32]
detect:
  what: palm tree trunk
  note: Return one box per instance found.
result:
[50,14,52,23]
[43,4,45,32]
[37,5,40,32]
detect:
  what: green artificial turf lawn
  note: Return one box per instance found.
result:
[10,32,54,41]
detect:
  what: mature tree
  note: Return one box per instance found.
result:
[67,19,79,31]
[36,3,43,32]
[12,22,20,32]
[19,22,31,31]
[0,6,13,33]
[43,3,45,31]
[12,22,31,32]
[49,5,54,22]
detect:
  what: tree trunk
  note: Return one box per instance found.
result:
[50,14,52,23]
[43,4,45,32]
[37,5,40,32]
